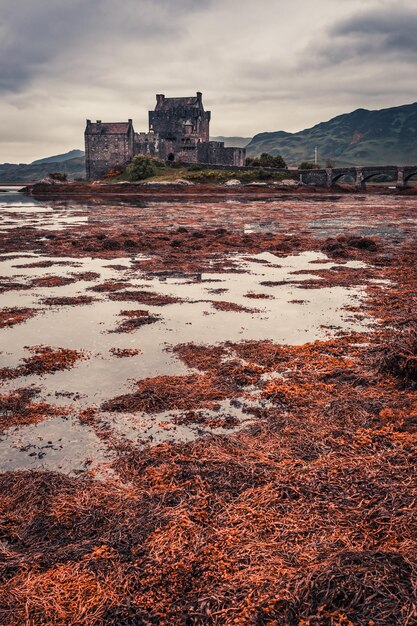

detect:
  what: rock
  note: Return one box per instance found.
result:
[173,179,194,185]
[347,236,378,251]
[102,239,121,250]
[224,179,241,186]
[37,176,66,185]
[275,179,298,186]
[142,179,194,186]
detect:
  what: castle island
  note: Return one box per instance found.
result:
[84,92,246,180]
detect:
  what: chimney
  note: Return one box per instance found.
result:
[196,91,202,103]
[96,120,102,125]
[86,119,91,124]
[156,94,165,105]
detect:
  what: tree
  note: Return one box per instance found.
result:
[259,153,286,168]
[126,156,157,181]
[299,161,318,170]
[245,153,287,168]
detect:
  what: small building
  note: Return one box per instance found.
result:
[84,93,246,179]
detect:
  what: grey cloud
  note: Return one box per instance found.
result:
[0,0,212,92]
[303,5,417,67]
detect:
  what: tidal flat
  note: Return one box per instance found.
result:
[0,186,416,625]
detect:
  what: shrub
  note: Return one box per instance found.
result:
[188,164,204,171]
[126,156,157,181]
[299,161,319,170]
[256,168,272,180]
[260,153,286,168]
[239,170,258,182]
[246,153,286,169]
[48,172,67,181]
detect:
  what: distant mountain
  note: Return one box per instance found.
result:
[0,157,85,183]
[210,136,251,148]
[246,102,417,167]
[32,149,85,165]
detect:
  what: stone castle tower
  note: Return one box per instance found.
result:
[85,92,245,180]
[84,120,134,180]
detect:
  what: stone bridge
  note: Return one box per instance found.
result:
[298,166,417,190]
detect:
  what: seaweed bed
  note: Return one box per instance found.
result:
[0,192,416,624]
[111,309,161,333]
[0,346,87,380]
[0,306,38,328]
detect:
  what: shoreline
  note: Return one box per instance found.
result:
[20,180,417,199]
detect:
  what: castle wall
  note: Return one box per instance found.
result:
[197,142,246,167]
[173,145,199,164]
[133,137,246,167]
[134,132,158,158]
[135,135,200,164]
[85,121,134,180]
[224,147,246,167]
[86,134,130,179]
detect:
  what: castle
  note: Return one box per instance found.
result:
[85,92,246,180]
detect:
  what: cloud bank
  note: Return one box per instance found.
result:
[0,0,415,161]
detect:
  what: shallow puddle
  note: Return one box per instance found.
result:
[0,188,88,230]
[102,398,260,447]
[1,250,369,399]
[0,414,113,475]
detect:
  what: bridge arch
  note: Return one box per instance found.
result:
[404,170,417,182]
[331,172,355,186]
[361,171,396,184]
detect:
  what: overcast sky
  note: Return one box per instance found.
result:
[1,0,416,162]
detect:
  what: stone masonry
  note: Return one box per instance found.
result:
[85,120,134,180]
[85,92,246,179]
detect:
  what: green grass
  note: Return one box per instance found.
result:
[104,165,297,184]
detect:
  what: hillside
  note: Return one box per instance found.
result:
[246,102,417,167]
[0,157,85,183]
[210,136,251,148]
[32,149,85,165]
